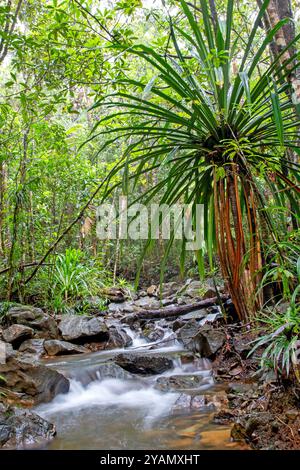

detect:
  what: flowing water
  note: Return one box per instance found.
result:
[35,324,246,450]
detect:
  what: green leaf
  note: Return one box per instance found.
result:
[270,90,284,146]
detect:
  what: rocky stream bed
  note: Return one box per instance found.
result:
[1,280,300,450]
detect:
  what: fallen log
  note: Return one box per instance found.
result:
[121,294,229,323]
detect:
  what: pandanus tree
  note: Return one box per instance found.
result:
[89,0,300,321]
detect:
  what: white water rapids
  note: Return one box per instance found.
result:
[33,322,241,450]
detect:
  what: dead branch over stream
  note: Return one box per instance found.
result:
[122,294,229,323]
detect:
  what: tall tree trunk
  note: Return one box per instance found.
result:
[258,0,299,229]
[7,128,29,300]
[267,0,300,115]
[0,0,23,65]
[27,190,35,262]
[0,162,7,257]
[214,165,263,322]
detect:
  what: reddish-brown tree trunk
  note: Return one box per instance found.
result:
[213,166,263,322]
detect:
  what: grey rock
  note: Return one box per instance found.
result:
[155,373,213,392]
[44,339,88,356]
[185,281,203,298]
[58,315,108,343]
[142,323,164,343]
[172,391,227,413]
[176,320,199,347]
[179,309,207,321]
[199,312,222,325]
[106,326,132,349]
[172,393,193,410]
[161,297,176,307]
[172,319,185,332]
[0,340,14,363]
[115,353,173,375]
[75,363,135,386]
[172,393,217,412]
[93,363,135,380]
[108,301,135,314]
[6,305,58,339]
[0,404,55,449]
[149,332,177,349]
[133,296,160,309]
[178,280,218,300]
[177,321,225,357]
[161,282,179,298]
[19,339,45,358]
[2,324,34,348]
[0,354,69,404]
[196,325,226,356]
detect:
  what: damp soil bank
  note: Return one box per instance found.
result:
[212,325,300,450]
